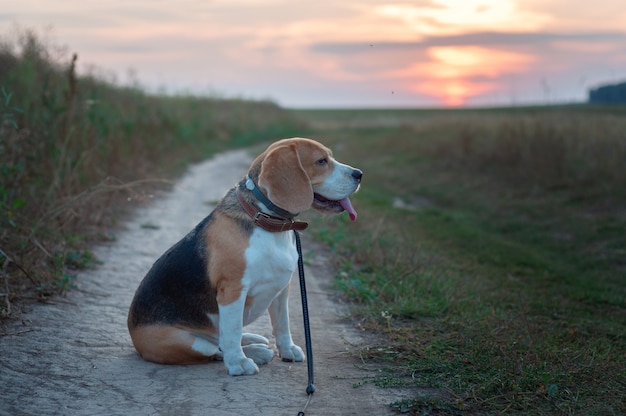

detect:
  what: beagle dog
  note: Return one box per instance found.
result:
[128,138,362,376]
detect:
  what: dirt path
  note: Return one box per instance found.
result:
[0,149,401,416]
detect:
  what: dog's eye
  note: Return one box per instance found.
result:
[316,158,328,166]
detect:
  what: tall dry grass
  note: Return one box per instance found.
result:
[0,30,303,316]
[423,109,626,195]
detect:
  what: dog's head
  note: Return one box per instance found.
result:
[248,138,362,220]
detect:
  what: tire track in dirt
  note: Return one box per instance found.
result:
[0,149,405,416]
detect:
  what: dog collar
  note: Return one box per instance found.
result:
[243,176,297,219]
[236,186,308,232]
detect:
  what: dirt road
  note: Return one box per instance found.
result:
[0,149,401,416]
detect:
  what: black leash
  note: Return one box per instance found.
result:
[294,230,315,416]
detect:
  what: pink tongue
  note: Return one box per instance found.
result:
[339,197,357,221]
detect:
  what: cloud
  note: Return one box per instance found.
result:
[307,30,626,106]
[312,31,626,54]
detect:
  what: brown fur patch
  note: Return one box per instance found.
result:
[129,325,217,365]
[252,138,334,214]
[205,211,249,306]
[295,140,334,188]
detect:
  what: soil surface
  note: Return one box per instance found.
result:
[0,149,404,416]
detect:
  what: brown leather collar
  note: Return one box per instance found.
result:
[236,188,308,232]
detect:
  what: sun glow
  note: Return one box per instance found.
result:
[391,46,534,106]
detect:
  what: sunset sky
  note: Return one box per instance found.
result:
[2,0,626,107]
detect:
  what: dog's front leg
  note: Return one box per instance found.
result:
[219,295,259,376]
[269,284,304,362]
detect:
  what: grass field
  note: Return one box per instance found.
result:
[296,107,626,415]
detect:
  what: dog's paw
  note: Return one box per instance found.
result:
[241,332,270,346]
[243,343,275,365]
[278,343,305,362]
[225,356,259,376]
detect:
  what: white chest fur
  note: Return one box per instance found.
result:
[241,228,298,325]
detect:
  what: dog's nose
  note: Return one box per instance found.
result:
[352,169,363,183]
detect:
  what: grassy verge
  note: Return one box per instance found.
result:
[0,30,303,320]
[296,107,626,415]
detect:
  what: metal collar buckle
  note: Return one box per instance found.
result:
[253,212,270,224]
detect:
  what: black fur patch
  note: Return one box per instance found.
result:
[128,214,218,328]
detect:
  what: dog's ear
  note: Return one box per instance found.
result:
[258,143,313,214]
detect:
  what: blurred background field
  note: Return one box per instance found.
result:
[2,31,625,415]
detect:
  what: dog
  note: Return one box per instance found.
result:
[128,138,362,376]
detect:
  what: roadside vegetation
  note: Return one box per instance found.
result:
[297,107,626,415]
[0,30,302,319]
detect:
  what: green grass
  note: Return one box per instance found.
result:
[296,107,626,415]
[0,29,303,316]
